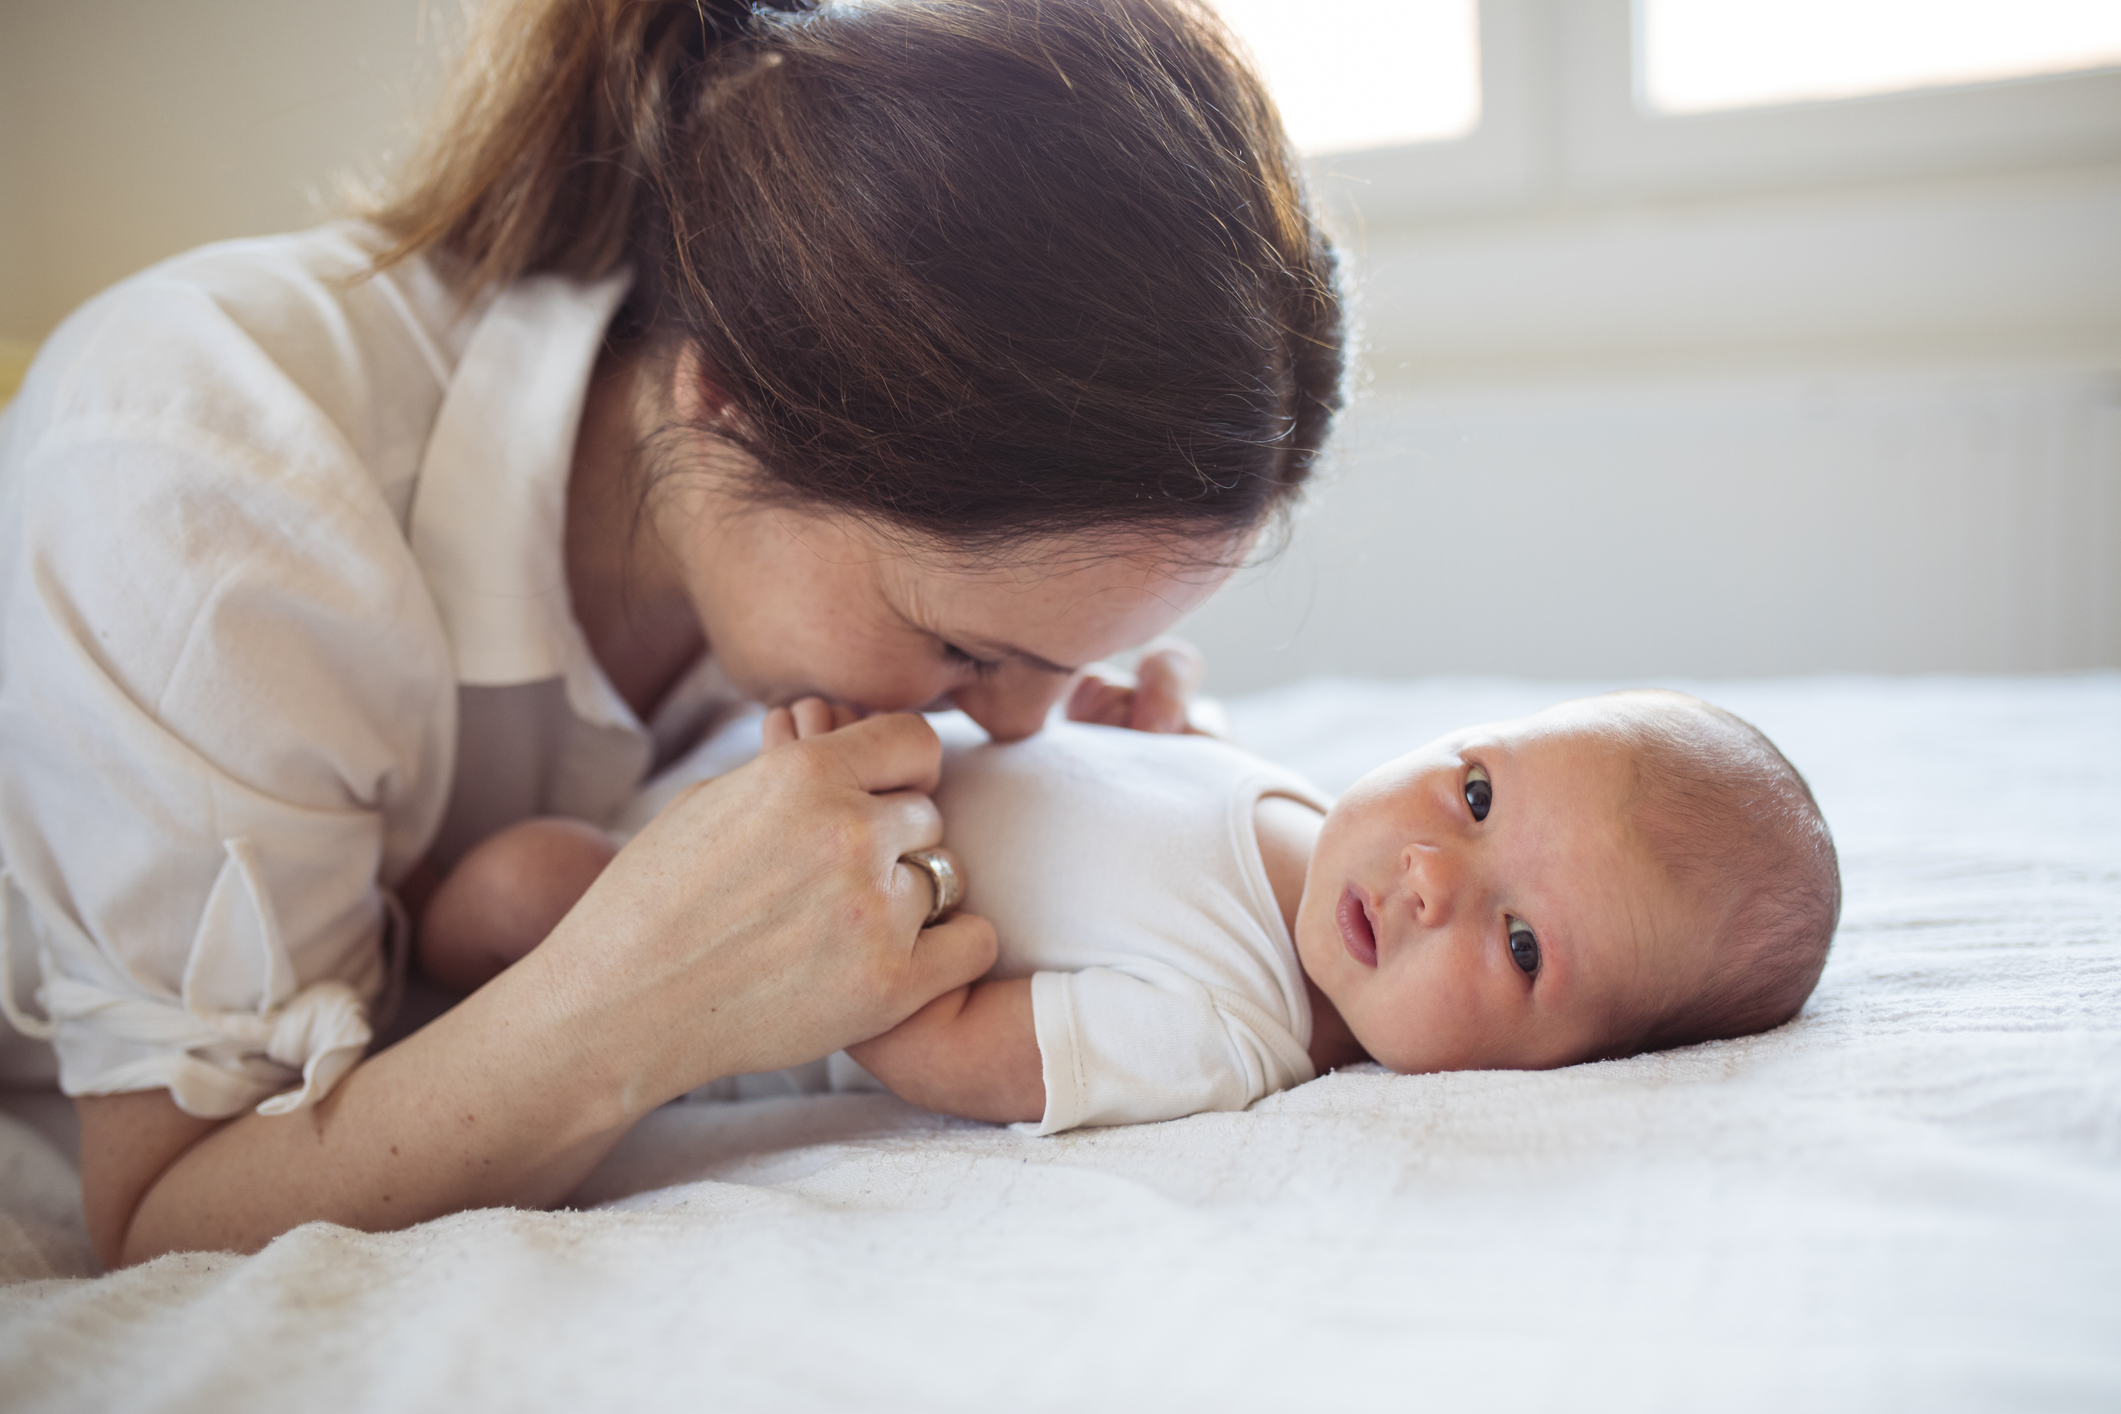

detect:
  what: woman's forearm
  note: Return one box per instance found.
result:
[109,956,661,1264]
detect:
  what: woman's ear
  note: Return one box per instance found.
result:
[671,343,743,431]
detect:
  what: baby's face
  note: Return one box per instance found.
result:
[1295,699,1705,1073]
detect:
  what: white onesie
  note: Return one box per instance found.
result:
[938,722,1330,1133]
[684,720,1332,1134]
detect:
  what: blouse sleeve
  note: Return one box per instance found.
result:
[0,282,457,1119]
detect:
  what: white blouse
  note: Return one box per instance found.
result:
[0,226,738,1117]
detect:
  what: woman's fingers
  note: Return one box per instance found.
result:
[788,696,834,739]
[765,696,867,749]
[1128,640,1203,734]
[1066,671,1133,727]
[1064,639,1208,734]
[892,844,963,930]
[797,710,944,797]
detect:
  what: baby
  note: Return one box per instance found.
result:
[418,689,1840,1133]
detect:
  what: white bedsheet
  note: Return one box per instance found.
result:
[1,675,2116,1412]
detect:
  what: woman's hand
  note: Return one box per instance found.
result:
[541,710,996,1090]
[1063,637,1225,736]
[762,698,973,945]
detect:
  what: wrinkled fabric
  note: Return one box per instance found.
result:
[0,226,737,1114]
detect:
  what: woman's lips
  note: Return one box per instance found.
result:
[1336,886,1378,968]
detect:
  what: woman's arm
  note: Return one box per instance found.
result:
[78,713,997,1265]
[82,963,644,1266]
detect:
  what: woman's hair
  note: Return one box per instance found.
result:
[368,0,1345,555]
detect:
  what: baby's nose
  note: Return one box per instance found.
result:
[1400,845,1460,925]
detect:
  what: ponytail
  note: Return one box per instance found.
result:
[373,0,805,294]
[369,0,1346,552]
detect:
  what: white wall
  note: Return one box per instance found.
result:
[1183,368,2121,691]
[1177,154,2121,690]
[3,0,2116,687]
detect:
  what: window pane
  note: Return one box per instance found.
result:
[1213,0,1480,154]
[1643,0,2121,115]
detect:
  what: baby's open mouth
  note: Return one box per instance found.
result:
[1336,886,1378,968]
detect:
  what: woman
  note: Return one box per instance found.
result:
[0,0,1342,1264]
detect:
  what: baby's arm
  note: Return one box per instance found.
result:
[418,818,617,993]
[846,977,1044,1124]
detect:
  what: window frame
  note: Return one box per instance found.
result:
[1305,0,2121,225]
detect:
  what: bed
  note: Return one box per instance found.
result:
[2,673,2116,1411]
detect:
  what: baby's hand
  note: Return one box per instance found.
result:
[1065,637,1227,737]
[762,696,863,749]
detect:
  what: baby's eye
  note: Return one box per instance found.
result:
[1463,764,1492,822]
[1507,920,1541,976]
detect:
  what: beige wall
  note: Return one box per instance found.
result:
[0,0,442,346]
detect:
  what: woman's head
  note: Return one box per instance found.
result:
[372,0,1345,560]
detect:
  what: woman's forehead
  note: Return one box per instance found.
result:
[902,523,1245,583]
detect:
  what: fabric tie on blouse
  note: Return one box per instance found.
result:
[1,838,387,1118]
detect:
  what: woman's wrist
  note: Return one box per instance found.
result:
[461,935,709,1138]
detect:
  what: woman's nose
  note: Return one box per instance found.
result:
[950,671,1070,743]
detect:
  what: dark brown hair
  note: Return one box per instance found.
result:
[1609,691,1840,1054]
[368,0,1344,552]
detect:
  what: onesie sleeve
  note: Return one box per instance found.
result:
[0,290,455,1119]
[1029,962,1316,1135]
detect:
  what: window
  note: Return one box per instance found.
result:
[1213,0,1481,154]
[1643,0,2121,115]
[1294,0,2121,223]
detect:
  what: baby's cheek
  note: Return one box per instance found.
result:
[1362,979,1501,1074]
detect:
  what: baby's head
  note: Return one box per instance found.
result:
[1295,690,1838,1073]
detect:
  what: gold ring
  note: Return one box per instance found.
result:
[898,848,963,927]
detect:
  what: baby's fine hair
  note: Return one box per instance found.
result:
[1609,691,1840,1053]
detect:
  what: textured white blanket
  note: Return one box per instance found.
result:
[1,676,2116,1412]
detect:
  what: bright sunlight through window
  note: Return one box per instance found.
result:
[1642,0,2121,115]
[1213,0,1481,155]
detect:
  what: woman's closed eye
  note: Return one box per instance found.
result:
[1463,764,1492,821]
[941,642,1002,679]
[1507,919,1541,976]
